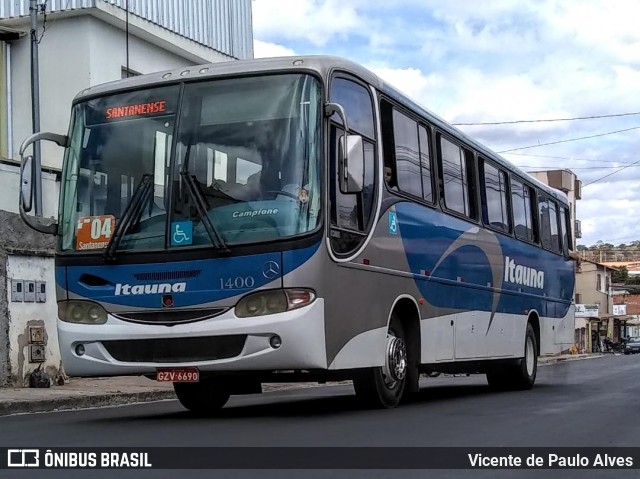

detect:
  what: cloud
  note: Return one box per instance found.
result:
[252,0,366,47]
[253,40,296,59]
[251,0,640,246]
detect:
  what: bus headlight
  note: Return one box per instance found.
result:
[235,289,316,318]
[58,301,108,324]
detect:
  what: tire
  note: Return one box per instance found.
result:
[353,316,408,408]
[487,322,537,391]
[173,378,231,415]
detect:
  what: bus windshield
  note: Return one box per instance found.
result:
[59,74,322,253]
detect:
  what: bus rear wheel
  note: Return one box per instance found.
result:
[353,317,407,408]
[174,378,231,415]
[487,322,537,390]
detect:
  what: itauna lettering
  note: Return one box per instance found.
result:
[105,101,166,120]
[504,256,545,289]
[114,282,186,296]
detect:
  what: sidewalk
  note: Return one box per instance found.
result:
[0,353,606,417]
[0,376,175,417]
[538,352,606,365]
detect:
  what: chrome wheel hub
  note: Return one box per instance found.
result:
[383,333,407,389]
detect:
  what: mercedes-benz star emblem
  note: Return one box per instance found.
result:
[263,261,280,279]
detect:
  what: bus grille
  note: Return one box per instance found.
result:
[133,270,201,281]
[102,335,246,363]
[112,308,227,325]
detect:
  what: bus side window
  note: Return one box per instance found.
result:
[511,177,537,243]
[559,205,571,256]
[438,136,476,220]
[539,196,561,254]
[380,100,398,190]
[480,159,510,233]
[392,109,421,197]
[418,125,433,203]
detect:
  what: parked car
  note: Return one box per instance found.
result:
[624,337,640,355]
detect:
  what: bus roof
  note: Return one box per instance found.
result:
[74,55,567,204]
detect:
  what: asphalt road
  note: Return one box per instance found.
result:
[1,354,638,479]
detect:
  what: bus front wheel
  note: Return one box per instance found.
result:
[486,322,537,390]
[353,316,407,408]
[174,378,231,415]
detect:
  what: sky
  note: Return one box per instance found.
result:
[251,0,640,247]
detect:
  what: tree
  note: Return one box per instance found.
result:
[611,266,629,284]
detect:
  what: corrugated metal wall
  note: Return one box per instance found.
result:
[0,0,253,59]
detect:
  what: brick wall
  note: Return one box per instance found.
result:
[613,293,640,315]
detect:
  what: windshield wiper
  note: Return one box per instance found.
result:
[104,174,153,262]
[180,169,229,252]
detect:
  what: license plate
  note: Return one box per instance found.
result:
[156,368,199,383]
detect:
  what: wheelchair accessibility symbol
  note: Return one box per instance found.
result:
[171,221,193,246]
[388,211,398,235]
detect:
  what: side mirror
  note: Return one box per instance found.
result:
[339,134,365,193]
[20,155,34,213]
[18,131,68,235]
[325,102,365,194]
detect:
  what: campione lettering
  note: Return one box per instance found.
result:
[232,208,279,218]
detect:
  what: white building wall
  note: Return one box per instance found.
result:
[6,254,61,386]
[87,15,193,86]
[8,15,205,170]
[0,163,59,217]
[1,0,254,60]
[9,16,92,169]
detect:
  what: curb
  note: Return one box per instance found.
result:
[0,383,325,417]
[0,390,176,417]
[539,354,605,365]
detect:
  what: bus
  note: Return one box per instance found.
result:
[19,56,575,412]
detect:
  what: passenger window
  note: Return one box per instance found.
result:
[418,126,433,203]
[480,160,510,233]
[392,110,422,197]
[439,136,474,218]
[511,177,537,243]
[539,196,561,253]
[559,206,571,255]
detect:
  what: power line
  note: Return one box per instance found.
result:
[582,157,640,187]
[497,125,640,153]
[504,152,635,164]
[518,165,640,170]
[453,111,640,126]
[578,234,640,245]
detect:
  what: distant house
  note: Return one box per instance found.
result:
[600,261,640,277]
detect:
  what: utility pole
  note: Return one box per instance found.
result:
[125,0,130,76]
[30,0,43,216]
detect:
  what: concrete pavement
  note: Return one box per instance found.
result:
[0,353,606,416]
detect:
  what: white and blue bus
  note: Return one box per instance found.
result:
[19,56,575,412]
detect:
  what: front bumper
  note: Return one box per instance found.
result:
[58,299,327,377]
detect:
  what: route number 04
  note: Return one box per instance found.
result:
[90,216,113,239]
